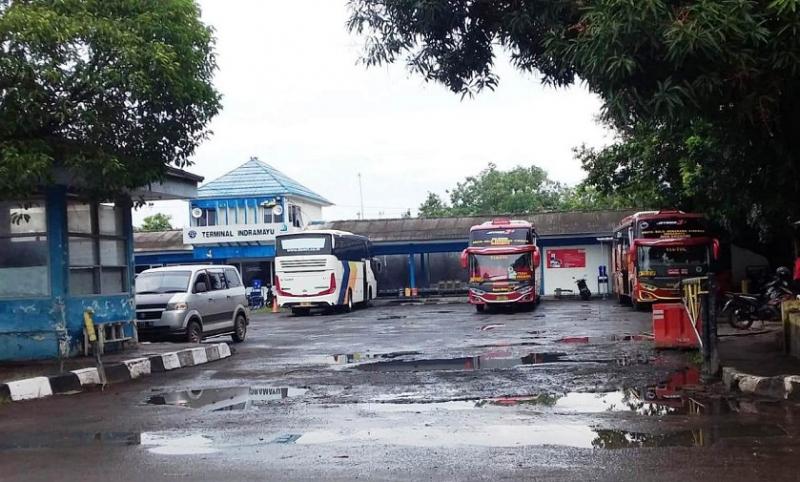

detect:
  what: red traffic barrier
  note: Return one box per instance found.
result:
[652,303,700,349]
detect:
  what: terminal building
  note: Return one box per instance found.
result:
[134,161,769,298]
[135,158,331,287]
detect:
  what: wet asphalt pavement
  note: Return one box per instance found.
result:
[2,299,800,481]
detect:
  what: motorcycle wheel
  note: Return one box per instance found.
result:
[727,309,754,330]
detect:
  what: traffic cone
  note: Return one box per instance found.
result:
[272,298,279,313]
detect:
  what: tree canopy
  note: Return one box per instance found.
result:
[348,0,800,252]
[418,163,629,217]
[0,0,220,199]
[138,213,173,232]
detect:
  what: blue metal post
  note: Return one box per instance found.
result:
[407,254,416,291]
[419,253,427,288]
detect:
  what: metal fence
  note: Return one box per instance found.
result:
[680,274,719,377]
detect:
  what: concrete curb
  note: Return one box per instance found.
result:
[0,343,232,403]
[722,366,800,400]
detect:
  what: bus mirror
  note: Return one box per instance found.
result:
[533,248,541,268]
[460,250,468,269]
[713,239,720,260]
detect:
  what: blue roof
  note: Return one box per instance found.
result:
[197,158,332,205]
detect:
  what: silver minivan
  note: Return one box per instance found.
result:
[135,265,250,343]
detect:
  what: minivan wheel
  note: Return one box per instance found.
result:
[186,320,203,344]
[231,313,247,343]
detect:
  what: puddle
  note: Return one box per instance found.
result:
[376,315,407,320]
[354,352,652,372]
[0,431,217,455]
[141,433,217,455]
[146,386,308,411]
[559,335,653,344]
[294,423,787,449]
[355,352,574,372]
[330,351,420,365]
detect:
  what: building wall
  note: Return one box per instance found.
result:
[0,188,136,361]
[541,244,611,296]
[288,197,323,225]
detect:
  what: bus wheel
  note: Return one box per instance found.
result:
[616,291,628,305]
[475,304,485,313]
[343,290,354,313]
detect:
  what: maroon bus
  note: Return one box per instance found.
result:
[612,210,719,309]
[461,218,541,312]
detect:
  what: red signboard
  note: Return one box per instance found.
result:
[547,249,586,269]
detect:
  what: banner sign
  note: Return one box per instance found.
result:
[183,223,292,245]
[639,218,707,239]
[547,249,586,269]
[470,228,531,247]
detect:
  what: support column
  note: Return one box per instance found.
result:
[419,252,427,289]
[407,253,416,293]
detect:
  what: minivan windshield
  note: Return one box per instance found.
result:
[136,271,192,294]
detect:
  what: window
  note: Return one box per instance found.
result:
[208,271,226,290]
[68,201,128,295]
[195,208,217,227]
[0,201,49,298]
[288,204,303,228]
[224,268,242,288]
[194,272,210,292]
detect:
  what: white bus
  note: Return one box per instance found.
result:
[275,230,378,316]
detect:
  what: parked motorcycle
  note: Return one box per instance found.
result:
[575,278,592,301]
[722,267,797,329]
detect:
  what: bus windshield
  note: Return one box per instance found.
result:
[470,253,533,283]
[638,245,709,270]
[276,235,332,257]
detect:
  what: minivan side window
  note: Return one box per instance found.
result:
[224,268,242,288]
[194,272,209,293]
[208,271,226,290]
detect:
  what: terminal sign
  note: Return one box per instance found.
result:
[183,223,290,244]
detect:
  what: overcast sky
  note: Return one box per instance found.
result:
[133,0,610,228]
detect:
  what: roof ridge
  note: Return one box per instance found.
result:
[251,158,291,193]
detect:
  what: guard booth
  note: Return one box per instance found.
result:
[0,169,201,361]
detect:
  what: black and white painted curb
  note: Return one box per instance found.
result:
[0,343,232,403]
[722,366,800,400]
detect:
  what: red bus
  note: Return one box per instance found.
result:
[460,219,541,312]
[612,210,719,309]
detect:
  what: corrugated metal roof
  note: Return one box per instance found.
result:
[322,209,640,242]
[134,230,189,252]
[197,158,332,205]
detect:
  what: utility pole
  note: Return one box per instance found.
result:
[358,173,365,220]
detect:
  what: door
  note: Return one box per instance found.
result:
[188,271,214,331]
[207,269,234,332]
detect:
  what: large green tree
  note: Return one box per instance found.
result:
[0,0,220,199]
[347,0,800,253]
[138,213,173,232]
[419,164,565,217]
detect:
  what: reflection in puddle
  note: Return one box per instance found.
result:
[146,386,308,412]
[297,424,598,448]
[330,351,420,365]
[141,433,217,455]
[0,431,217,455]
[296,423,786,449]
[353,352,626,372]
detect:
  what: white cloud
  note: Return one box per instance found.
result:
[133,0,609,228]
